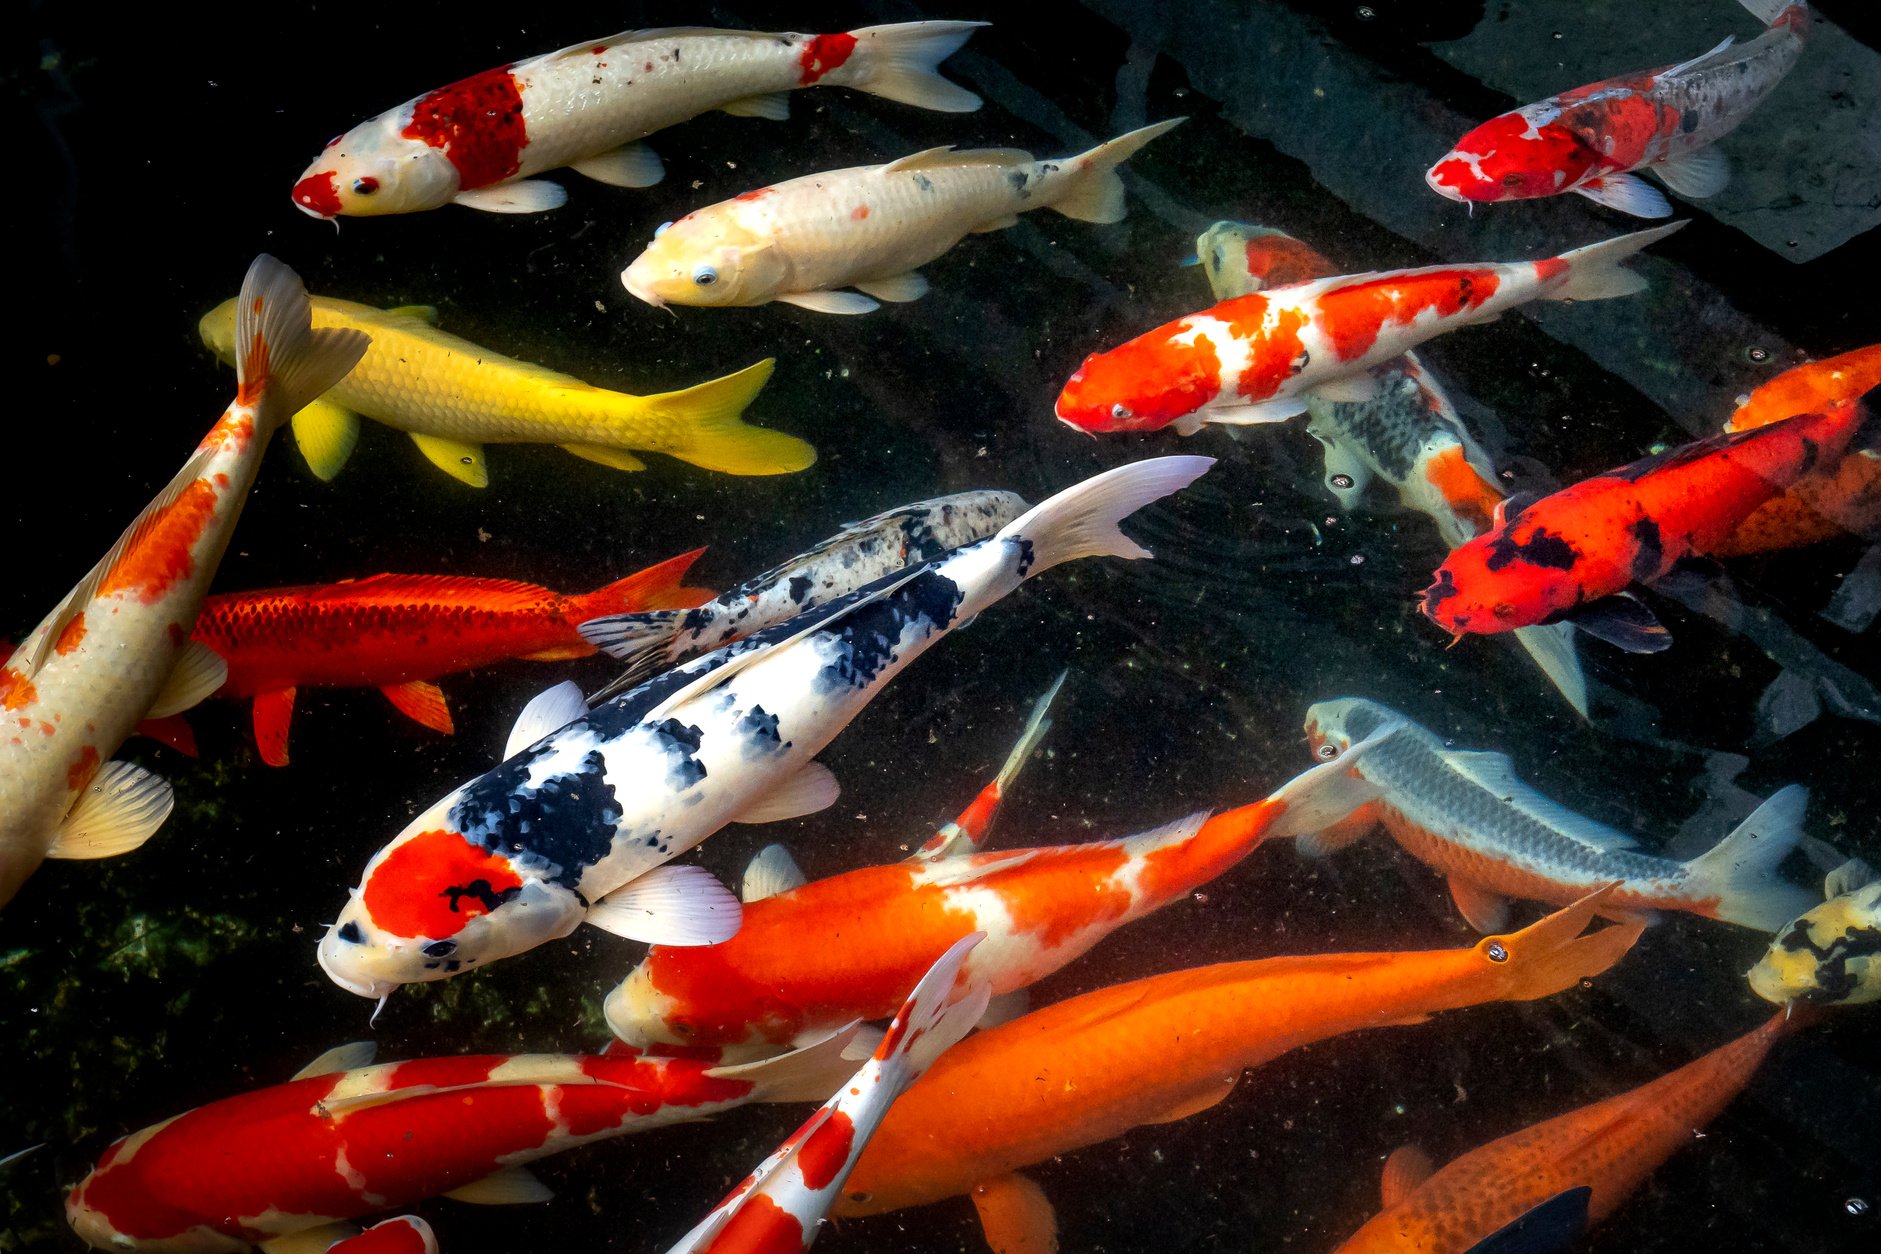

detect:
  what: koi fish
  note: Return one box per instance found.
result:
[580,490,1027,697]
[1056,224,1680,436]
[199,296,807,487]
[1332,1012,1790,1252]
[291,21,986,219]
[664,935,990,1254]
[605,690,1390,1052]
[325,1217,436,1254]
[622,121,1181,315]
[830,890,1642,1251]
[1712,342,1881,557]
[316,456,1216,1002]
[1749,858,1881,1006]
[0,258,365,907]
[1301,697,1816,933]
[65,1032,857,1253]
[1427,1,1809,219]
[1422,398,1874,651]
[192,551,712,767]
[1189,222,1588,715]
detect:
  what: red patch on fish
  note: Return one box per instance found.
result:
[401,67,527,190]
[292,171,344,218]
[98,480,220,604]
[706,1193,805,1254]
[799,32,858,85]
[362,829,524,940]
[1229,304,1310,402]
[1316,269,1501,362]
[54,613,86,656]
[0,669,36,711]
[797,1109,857,1190]
[734,188,776,203]
[67,744,100,792]
[851,205,870,220]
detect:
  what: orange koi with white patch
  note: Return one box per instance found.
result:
[1057,225,1679,437]
[0,258,364,906]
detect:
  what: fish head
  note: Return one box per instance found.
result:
[1421,514,1579,638]
[603,960,693,1048]
[1304,697,1402,762]
[291,120,453,219]
[620,213,780,308]
[1426,111,1598,204]
[66,1139,250,1253]
[196,298,238,364]
[1195,222,1337,301]
[1748,882,1881,1007]
[318,814,586,1000]
[1055,320,1224,435]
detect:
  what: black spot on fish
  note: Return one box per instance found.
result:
[913,174,934,193]
[1013,536,1036,578]
[1797,435,1820,477]
[1680,111,1700,133]
[1424,567,1460,607]
[1778,921,1881,1003]
[1318,362,1424,481]
[441,878,522,915]
[651,718,708,789]
[1484,527,1580,573]
[450,746,623,889]
[788,575,814,604]
[814,569,964,695]
[738,704,785,756]
[337,921,363,945]
[1629,516,1664,581]
[1006,170,1031,198]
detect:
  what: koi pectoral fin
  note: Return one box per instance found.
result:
[1380,1144,1436,1207]
[970,1173,1059,1254]
[442,1164,553,1205]
[291,397,363,482]
[1559,593,1672,654]
[409,432,490,488]
[1141,1074,1238,1125]
[48,761,173,859]
[382,681,455,736]
[1447,874,1512,934]
[252,687,296,768]
[259,1222,363,1254]
[145,641,228,719]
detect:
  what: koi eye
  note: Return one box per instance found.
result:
[1110,403,1132,421]
[1485,941,1509,962]
[423,940,457,958]
[654,221,672,239]
[353,177,379,196]
[1316,743,1340,761]
[1330,474,1355,490]
[692,265,717,286]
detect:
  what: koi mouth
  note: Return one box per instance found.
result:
[621,268,666,309]
[1054,412,1100,439]
[291,171,343,220]
[316,927,398,1001]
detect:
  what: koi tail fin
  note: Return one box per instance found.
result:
[705,1024,866,1104]
[1684,785,1817,931]
[1510,623,1590,719]
[1737,0,1807,29]
[1548,222,1685,303]
[994,454,1214,580]
[234,255,369,434]
[1263,719,1397,841]
[917,672,1066,857]
[834,21,987,113]
[578,608,686,692]
[569,549,713,626]
[629,359,815,476]
[1492,885,1647,1001]
[1053,119,1185,225]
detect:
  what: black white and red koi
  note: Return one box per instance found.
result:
[662,936,990,1254]
[1428,1,1809,218]
[1302,698,1816,933]
[0,258,365,907]
[291,22,985,219]
[1056,225,1680,435]
[64,1033,857,1253]
[581,491,1027,699]
[316,457,1215,1002]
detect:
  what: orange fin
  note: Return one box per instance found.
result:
[134,715,199,758]
[517,645,594,663]
[1447,874,1512,934]
[570,547,714,619]
[1380,1144,1435,1207]
[970,1173,1058,1254]
[252,688,296,767]
[382,681,454,735]
[1142,1074,1237,1125]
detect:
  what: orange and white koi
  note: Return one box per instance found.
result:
[1056,225,1680,435]
[1332,1013,1791,1252]
[622,121,1180,315]
[292,22,985,219]
[663,935,989,1254]
[604,688,1388,1053]
[64,1031,857,1252]
[1428,1,1809,219]
[1302,697,1816,933]
[830,890,1642,1251]
[0,258,365,907]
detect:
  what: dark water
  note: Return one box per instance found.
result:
[6,0,1879,1250]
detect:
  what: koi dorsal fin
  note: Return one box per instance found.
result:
[884,145,1033,172]
[292,1041,376,1081]
[1439,750,1640,851]
[741,844,807,903]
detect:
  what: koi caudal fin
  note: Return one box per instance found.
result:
[1684,785,1817,931]
[1548,222,1685,303]
[996,454,1215,578]
[633,359,816,476]
[234,256,368,433]
[830,21,987,113]
[1491,885,1647,1002]
[1055,119,1185,224]
[569,548,714,622]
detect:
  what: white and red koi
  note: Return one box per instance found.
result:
[664,935,990,1254]
[0,258,365,907]
[621,121,1180,314]
[292,22,985,219]
[1428,1,1809,218]
[1302,697,1817,933]
[325,1217,436,1254]
[316,457,1215,1003]
[64,1032,857,1252]
[1056,225,1680,435]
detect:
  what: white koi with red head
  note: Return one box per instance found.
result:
[1057,224,1681,437]
[292,22,986,220]
[0,258,365,907]
[664,935,990,1254]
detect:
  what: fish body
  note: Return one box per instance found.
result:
[1056,225,1679,436]
[64,1035,854,1253]
[1333,1014,1788,1252]
[0,259,365,906]
[833,892,1641,1247]
[664,936,989,1254]
[316,457,1215,1000]
[581,491,1027,696]
[192,551,712,766]
[1423,401,1871,643]
[290,22,985,219]
[1427,2,1809,218]
[605,726,1385,1051]
[326,1218,436,1254]
[622,121,1181,314]
[198,296,808,486]
[1749,864,1881,1006]
[1302,698,1815,932]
